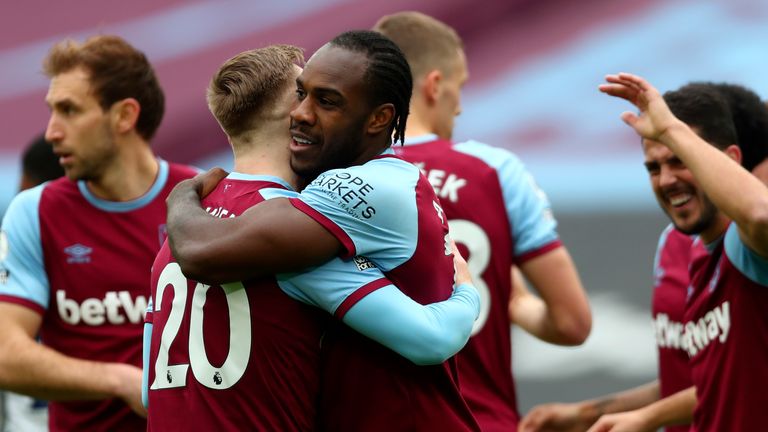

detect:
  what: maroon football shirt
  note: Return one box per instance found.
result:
[146,177,327,431]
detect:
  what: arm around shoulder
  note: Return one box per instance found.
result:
[168,196,341,284]
[342,282,480,365]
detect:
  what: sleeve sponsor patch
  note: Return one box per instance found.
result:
[353,256,376,271]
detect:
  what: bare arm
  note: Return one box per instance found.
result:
[0,303,145,416]
[511,247,592,345]
[166,177,341,284]
[586,386,695,432]
[519,381,660,432]
[600,73,768,257]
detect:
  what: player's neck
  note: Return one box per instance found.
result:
[232,135,300,190]
[85,140,158,202]
[403,111,438,140]
[699,213,731,245]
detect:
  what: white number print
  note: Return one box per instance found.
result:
[448,219,491,335]
[150,263,251,391]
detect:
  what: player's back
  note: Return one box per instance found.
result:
[396,137,559,430]
[306,155,479,432]
[27,161,196,432]
[147,175,327,431]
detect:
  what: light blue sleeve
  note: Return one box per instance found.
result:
[277,256,387,312]
[455,141,559,257]
[142,297,154,408]
[0,185,49,309]
[142,321,152,408]
[291,159,419,271]
[343,283,480,365]
[724,223,768,286]
[277,258,480,364]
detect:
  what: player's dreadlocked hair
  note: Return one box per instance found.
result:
[329,30,412,145]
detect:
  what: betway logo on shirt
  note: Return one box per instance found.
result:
[682,301,731,357]
[56,290,148,326]
[653,313,687,350]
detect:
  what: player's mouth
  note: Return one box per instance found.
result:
[668,193,692,207]
[290,131,319,153]
[663,187,695,211]
[54,150,75,166]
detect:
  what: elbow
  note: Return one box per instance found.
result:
[553,311,592,346]
[745,204,768,237]
[409,346,455,366]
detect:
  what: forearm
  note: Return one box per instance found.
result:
[635,385,695,429]
[515,249,592,345]
[342,283,480,365]
[166,186,262,283]
[167,195,340,284]
[578,381,661,422]
[0,333,128,401]
[510,294,562,343]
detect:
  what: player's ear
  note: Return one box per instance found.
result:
[366,103,395,136]
[723,144,742,165]
[421,69,442,105]
[111,98,141,135]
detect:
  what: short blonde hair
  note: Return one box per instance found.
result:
[207,45,304,137]
[373,11,463,79]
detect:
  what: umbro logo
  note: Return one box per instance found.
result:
[64,244,92,264]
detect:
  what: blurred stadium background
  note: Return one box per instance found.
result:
[2,0,766,412]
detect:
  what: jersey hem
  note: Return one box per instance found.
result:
[516,240,563,264]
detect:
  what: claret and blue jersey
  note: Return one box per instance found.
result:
[145,168,480,431]
[0,160,197,432]
[396,135,562,431]
[685,223,768,431]
[290,148,481,431]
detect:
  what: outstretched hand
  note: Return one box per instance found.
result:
[598,73,681,142]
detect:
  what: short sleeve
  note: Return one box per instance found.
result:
[455,141,560,261]
[276,255,389,319]
[288,159,419,271]
[724,223,768,286]
[0,185,49,312]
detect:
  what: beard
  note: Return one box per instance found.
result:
[668,193,719,235]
